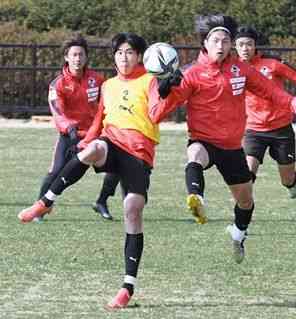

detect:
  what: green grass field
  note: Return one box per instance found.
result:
[1,127,296,319]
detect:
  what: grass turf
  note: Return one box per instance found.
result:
[1,127,296,318]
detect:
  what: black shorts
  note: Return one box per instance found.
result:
[94,138,152,200]
[188,140,252,185]
[243,124,295,165]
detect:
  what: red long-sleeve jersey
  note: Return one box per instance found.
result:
[149,50,293,149]
[244,53,296,131]
[48,65,105,138]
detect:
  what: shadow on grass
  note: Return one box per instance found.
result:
[135,299,296,309]
[1,202,96,208]
[40,218,121,223]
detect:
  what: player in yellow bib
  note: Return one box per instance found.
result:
[18,32,162,310]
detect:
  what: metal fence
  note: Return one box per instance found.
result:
[0,44,296,120]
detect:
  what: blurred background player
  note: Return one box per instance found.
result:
[34,34,105,222]
[36,34,117,222]
[18,32,161,310]
[149,14,296,264]
[235,26,296,198]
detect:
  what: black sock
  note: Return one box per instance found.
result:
[122,283,134,296]
[41,156,89,207]
[123,233,144,296]
[38,173,56,199]
[234,203,254,231]
[250,171,257,183]
[41,197,54,207]
[185,162,205,196]
[97,174,120,203]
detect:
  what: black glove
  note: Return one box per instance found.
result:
[67,126,80,145]
[158,69,183,99]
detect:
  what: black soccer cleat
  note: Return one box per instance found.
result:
[92,202,113,220]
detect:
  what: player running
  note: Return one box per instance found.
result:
[34,34,108,222]
[235,25,296,198]
[149,14,296,263]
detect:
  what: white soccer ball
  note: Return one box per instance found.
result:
[143,42,179,79]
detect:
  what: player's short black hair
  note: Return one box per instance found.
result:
[111,32,147,56]
[195,14,238,44]
[62,34,88,56]
[235,26,258,43]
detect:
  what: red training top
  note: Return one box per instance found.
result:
[149,50,293,149]
[244,53,296,131]
[48,64,105,138]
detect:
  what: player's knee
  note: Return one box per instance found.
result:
[237,197,254,210]
[236,186,254,209]
[79,140,105,164]
[124,193,145,222]
[125,210,142,225]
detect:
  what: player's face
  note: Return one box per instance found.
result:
[204,31,232,64]
[65,46,88,75]
[235,37,256,61]
[114,42,140,75]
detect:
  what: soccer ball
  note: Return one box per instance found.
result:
[143,42,179,79]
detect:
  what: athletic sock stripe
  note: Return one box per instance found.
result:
[124,275,137,286]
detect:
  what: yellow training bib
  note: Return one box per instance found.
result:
[102,73,159,143]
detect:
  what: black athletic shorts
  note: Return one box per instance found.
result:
[94,138,152,200]
[188,139,252,185]
[243,124,295,165]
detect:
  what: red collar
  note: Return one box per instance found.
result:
[62,64,87,81]
[197,50,233,70]
[116,64,146,80]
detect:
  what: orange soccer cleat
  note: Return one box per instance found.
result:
[105,288,131,310]
[18,200,52,224]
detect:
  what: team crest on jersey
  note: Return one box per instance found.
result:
[260,66,272,79]
[230,64,240,77]
[64,85,74,92]
[229,65,246,96]
[88,77,96,88]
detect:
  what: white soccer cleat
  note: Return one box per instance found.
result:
[226,224,247,264]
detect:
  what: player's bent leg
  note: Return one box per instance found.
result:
[79,139,108,167]
[18,155,91,224]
